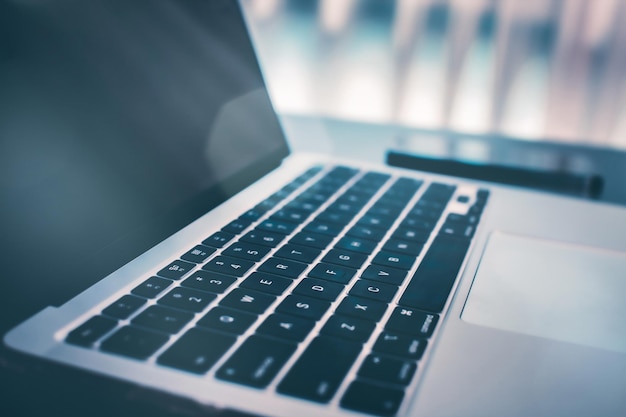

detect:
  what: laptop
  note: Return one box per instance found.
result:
[2,1,626,416]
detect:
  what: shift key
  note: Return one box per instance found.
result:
[277,336,361,403]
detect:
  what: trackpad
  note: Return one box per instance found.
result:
[462,231,626,354]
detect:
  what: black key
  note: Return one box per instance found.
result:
[468,203,483,217]
[328,165,359,179]
[322,249,367,269]
[202,231,235,248]
[392,227,431,243]
[348,184,379,197]
[296,192,328,205]
[358,354,416,386]
[158,287,216,313]
[419,189,453,204]
[399,217,436,231]
[301,191,333,203]
[382,239,423,256]
[101,326,169,360]
[157,260,195,280]
[385,177,418,192]
[240,209,263,221]
[276,295,330,321]
[439,221,476,239]
[347,225,386,241]
[446,212,479,225]
[349,280,397,303]
[328,201,361,214]
[320,315,375,343]
[290,231,333,249]
[423,182,456,199]
[343,193,374,204]
[220,288,276,315]
[409,206,441,220]
[275,244,321,263]
[361,265,407,286]
[66,316,117,347]
[333,199,365,214]
[337,192,370,205]
[360,171,391,185]
[322,177,352,190]
[371,251,415,271]
[222,218,252,235]
[378,193,409,207]
[335,237,377,254]
[180,245,215,263]
[157,327,236,374]
[392,177,422,192]
[216,335,296,388]
[102,295,146,319]
[241,272,292,295]
[293,278,344,301]
[241,230,285,248]
[181,270,236,294]
[375,201,403,212]
[367,204,401,218]
[315,211,353,225]
[202,255,255,277]
[308,263,357,284]
[353,217,392,231]
[272,209,309,224]
[285,199,319,213]
[477,188,490,202]
[257,219,297,235]
[256,313,315,342]
[304,221,343,237]
[335,296,387,322]
[222,241,270,262]
[399,236,470,312]
[258,257,308,279]
[132,276,173,299]
[385,307,439,338]
[340,380,404,416]
[132,305,194,334]
[373,332,427,360]
[197,306,257,335]
[415,199,446,211]
[310,183,338,193]
[277,336,361,403]
[358,215,394,229]
[307,184,337,196]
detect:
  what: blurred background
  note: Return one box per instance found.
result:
[240,0,626,149]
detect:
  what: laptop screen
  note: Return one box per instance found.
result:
[0,0,289,326]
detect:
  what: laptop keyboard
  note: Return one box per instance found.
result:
[65,165,489,416]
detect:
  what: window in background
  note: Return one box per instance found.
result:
[243,0,626,149]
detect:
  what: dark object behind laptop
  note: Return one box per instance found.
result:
[387,150,603,199]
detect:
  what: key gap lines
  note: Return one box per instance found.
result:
[325,177,438,410]
[136,165,364,377]
[137,166,333,369]
[263,171,425,401]
[255,167,398,394]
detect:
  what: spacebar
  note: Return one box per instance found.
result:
[399,235,470,313]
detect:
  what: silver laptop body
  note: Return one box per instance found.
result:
[3,1,626,417]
